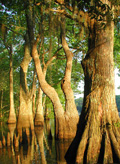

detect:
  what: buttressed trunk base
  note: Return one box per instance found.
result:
[65,20,120,163]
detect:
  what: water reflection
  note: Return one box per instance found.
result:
[0,119,72,164]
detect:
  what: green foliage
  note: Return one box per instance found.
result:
[114,27,120,70]
[47,110,54,119]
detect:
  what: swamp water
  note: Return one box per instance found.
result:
[0,119,72,164]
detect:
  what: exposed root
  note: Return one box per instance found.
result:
[109,127,120,162]
[76,124,89,163]
[103,130,113,164]
[65,117,120,164]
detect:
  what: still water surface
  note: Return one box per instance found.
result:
[0,119,72,164]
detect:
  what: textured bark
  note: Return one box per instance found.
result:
[65,5,120,164]
[17,37,34,131]
[8,48,16,124]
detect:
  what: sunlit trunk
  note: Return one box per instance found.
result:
[32,87,36,118]
[61,15,79,138]
[17,37,34,131]
[8,49,16,124]
[34,86,44,126]
[65,8,120,164]
[25,1,78,139]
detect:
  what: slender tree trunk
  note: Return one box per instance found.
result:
[61,15,79,139]
[8,48,16,124]
[32,44,65,139]
[17,36,34,130]
[0,89,3,118]
[34,86,44,126]
[65,14,120,164]
[32,70,36,118]
[32,91,36,118]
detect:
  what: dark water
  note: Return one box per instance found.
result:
[0,119,72,164]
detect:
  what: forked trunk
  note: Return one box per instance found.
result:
[32,44,65,139]
[25,1,78,139]
[32,44,78,139]
[65,15,120,164]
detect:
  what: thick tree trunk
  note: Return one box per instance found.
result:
[8,50,16,124]
[65,16,120,164]
[17,39,34,130]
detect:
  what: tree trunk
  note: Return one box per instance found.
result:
[32,44,65,139]
[8,49,16,124]
[34,86,44,126]
[25,0,79,139]
[0,89,3,118]
[17,37,34,130]
[65,16,120,164]
[61,15,79,139]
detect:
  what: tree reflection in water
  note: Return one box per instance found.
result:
[0,119,72,164]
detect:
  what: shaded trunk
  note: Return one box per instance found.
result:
[17,37,34,130]
[8,49,16,124]
[65,15,120,164]
[0,89,3,118]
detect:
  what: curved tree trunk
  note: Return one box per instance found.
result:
[65,13,120,164]
[17,36,34,131]
[8,47,16,124]
[32,44,65,139]
[61,15,79,139]
[25,0,79,139]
